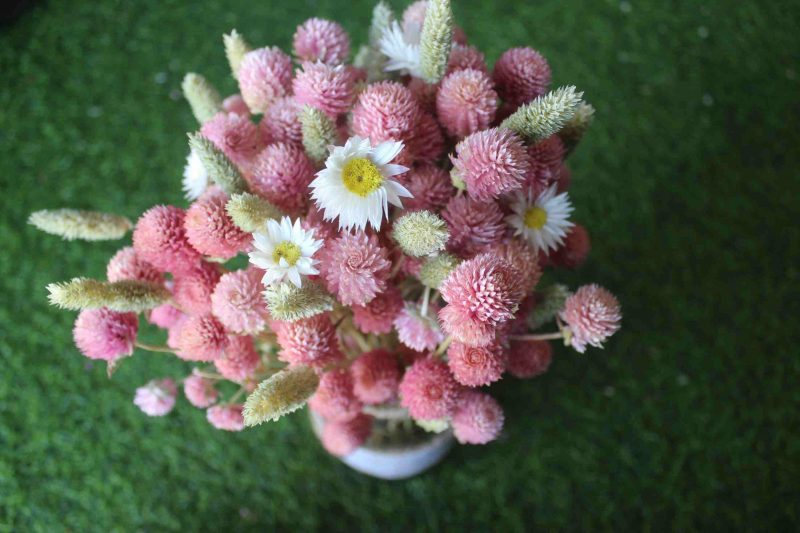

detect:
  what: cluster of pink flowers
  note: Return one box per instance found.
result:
[42,0,621,457]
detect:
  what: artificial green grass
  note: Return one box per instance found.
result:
[1,0,799,530]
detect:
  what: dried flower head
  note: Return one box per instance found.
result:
[502,86,583,144]
[183,371,219,408]
[237,47,293,114]
[263,281,335,322]
[351,285,403,335]
[399,356,460,420]
[320,231,391,306]
[181,73,222,123]
[185,189,251,259]
[223,29,251,79]
[398,164,453,212]
[243,365,320,426]
[447,340,506,387]
[211,269,270,335]
[48,278,169,312]
[528,284,571,330]
[299,105,338,164]
[350,349,401,405]
[275,313,344,368]
[351,81,420,144]
[293,62,355,118]
[558,101,595,155]
[73,308,138,361]
[200,111,262,166]
[207,404,245,431]
[172,261,222,315]
[418,253,460,289]
[451,127,528,201]
[309,368,363,422]
[552,223,591,269]
[507,340,552,379]
[293,18,350,65]
[560,284,621,353]
[187,133,249,196]
[106,247,162,285]
[447,44,487,74]
[490,239,542,295]
[134,379,178,417]
[148,303,184,330]
[436,69,497,138]
[214,335,260,382]
[320,413,373,456]
[132,205,200,273]
[492,47,551,107]
[248,142,316,215]
[418,0,453,83]
[524,135,566,196]
[175,314,228,362]
[260,96,302,146]
[451,390,504,444]
[29,209,132,241]
[441,196,506,257]
[392,210,449,257]
[394,303,445,352]
[225,192,282,233]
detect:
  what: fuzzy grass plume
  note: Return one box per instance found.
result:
[226,192,282,232]
[243,366,320,426]
[187,133,249,195]
[419,253,460,289]
[223,29,251,79]
[181,73,222,124]
[28,209,132,241]
[502,86,583,143]
[299,105,337,163]
[263,282,335,322]
[393,211,449,257]
[419,0,454,83]
[47,278,170,312]
[559,101,595,155]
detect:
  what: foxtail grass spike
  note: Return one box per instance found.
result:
[47,278,170,312]
[299,105,337,164]
[558,101,595,155]
[369,1,395,47]
[243,366,319,426]
[418,253,460,289]
[528,284,571,330]
[393,211,449,257]
[501,86,583,143]
[226,192,283,233]
[263,282,335,322]
[181,73,222,124]
[187,133,249,195]
[223,29,251,79]
[28,209,132,241]
[419,0,453,83]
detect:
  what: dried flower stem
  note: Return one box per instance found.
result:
[420,286,431,317]
[433,335,452,357]
[509,331,564,341]
[135,341,175,354]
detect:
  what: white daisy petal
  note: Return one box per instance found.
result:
[371,141,404,166]
[248,216,322,288]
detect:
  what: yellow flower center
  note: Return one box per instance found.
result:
[342,157,383,197]
[272,241,301,266]
[524,207,548,229]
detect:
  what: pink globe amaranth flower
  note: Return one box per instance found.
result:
[438,304,496,347]
[560,284,622,353]
[447,340,506,387]
[437,69,498,138]
[440,253,525,331]
[293,18,350,65]
[309,368,363,422]
[293,61,355,118]
[211,268,269,335]
[73,308,138,361]
[352,285,403,335]
[407,78,438,114]
[133,205,200,273]
[184,189,251,259]
[397,164,453,212]
[451,127,528,201]
[394,303,445,352]
[406,111,445,164]
[490,238,542,295]
[276,313,344,368]
[451,390,504,445]
[303,204,339,243]
[351,81,421,144]
[183,371,218,408]
[248,142,315,215]
[399,357,461,420]
[447,44,488,75]
[207,404,245,432]
[557,164,571,193]
[453,25,468,44]
[351,349,401,405]
[214,335,260,382]
[441,196,506,257]
[149,303,184,330]
[320,232,391,306]
[321,413,373,456]
[552,223,591,270]
[172,261,222,316]
[222,94,250,117]
[200,111,262,166]
[175,314,228,362]
[507,340,552,379]
[493,47,551,107]
[237,47,293,114]
[260,96,302,146]
[166,315,187,349]
[106,246,162,284]
[402,0,428,36]
[524,135,565,196]
[134,378,177,417]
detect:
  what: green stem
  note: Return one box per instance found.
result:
[433,335,452,357]
[135,341,175,354]
[509,331,564,341]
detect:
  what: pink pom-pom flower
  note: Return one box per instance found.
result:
[352,285,403,335]
[292,18,350,65]
[276,314,344,368]
[184,189,251,259]
[451,127,528,201]
[441,196,506,257]
[492,47,551,107]
[524,135,565,196]
[172,261,222,316]
[394,303,445,352]
[447,44,488,74]
[200,112,262,166]
[350,349,401,405]
[447,340,506,387]
[222,94,250,116]
[148,303,184,330]
[237,47,293,114]
[260,96,302,146]
[406,111,445,164]
[132,205,200,273]
[320,231,391,306]
[436,69,498,138]
[351,81,420,144]
[248,142,316,215]
[560,284,622,353]
[207,404,245,431]
[438,304,496,347]
[73,308,138,361]
[183,371,218,408]
[552,224,591,270]
[320,413,373,456]
[490,239,542,295]
[211,269,269,335]
[106,246,162,284]
[407,78,437,114]
[214,335,261,382]
[451,390,504,444]
[133,378,177,417]
[506,340,552,379]
[399,357,461,420]
[293,61,355,118]
[175,314,228,362]
[397,164,453,212]
[309,368,363,422]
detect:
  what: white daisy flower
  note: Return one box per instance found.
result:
[248,216,323,288]
[182,148,209,200]
[310,135,412,232]
[507,186,574,255]
[379,21,423,78]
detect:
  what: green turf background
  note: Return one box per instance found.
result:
[1,0,799,530]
